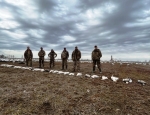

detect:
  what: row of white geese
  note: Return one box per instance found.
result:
[0,64,146,85]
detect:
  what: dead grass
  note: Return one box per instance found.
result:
[0,61,150,115]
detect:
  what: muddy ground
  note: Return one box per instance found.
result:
[0,61,150,115]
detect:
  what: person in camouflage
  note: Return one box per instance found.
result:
[91,45,102,73]
[72,46,81,72]
[24,46,33,67]
[61,47,69,70]
[38,47,46,68]
[48,49,57,68]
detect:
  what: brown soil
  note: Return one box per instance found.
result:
[0,61,150,115]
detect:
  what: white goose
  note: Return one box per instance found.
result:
[85,74,91,77]
[64,72,70,75]
[69,73,74,76]
[137,80,146,85]
[6,65,14,68]
[14,66,22,69]
[44,69,49,72]
[52,70,59,73]
[0,64,8,67]
[76,73,82,76]
[122,78,132,84]
[57,71,64,74]
[111,75,119,82]
[49,70,54,73]
[91,75,99,78]
[101,75,108,80]
[21,67,33,70]
[32,68,43,71]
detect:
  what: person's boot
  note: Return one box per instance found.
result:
[98,67,102,73]
[39,64,41,68]
[93,66,95,73]
[42,60,44,68]
[66,65,67,70]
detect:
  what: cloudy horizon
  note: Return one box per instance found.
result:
[0,0,150,61]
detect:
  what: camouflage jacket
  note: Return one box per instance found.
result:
[24,49,33,59]
[38,50,46,57]
[72,50,81,61]
[61,50,69,59]
[92,49,102,60]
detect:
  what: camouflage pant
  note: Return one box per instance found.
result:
[73,60,80,71]
[62,58,68,66]
[50,59,55,68]
[93,60,101,72]
[25,58,32,67]
[39,56,44,67]
[62,58,68,69]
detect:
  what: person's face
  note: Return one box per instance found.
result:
[27,47,30,50]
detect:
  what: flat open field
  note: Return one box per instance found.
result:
[0,61,150,115]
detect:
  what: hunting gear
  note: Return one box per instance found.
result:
[92,45,102,73]
[24,46,33,67]
[38,47,46,68]
[48,49,57,68]
[72,46,81,72]
[61,47,69,70]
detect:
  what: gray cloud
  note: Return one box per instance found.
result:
[0,0,150,61]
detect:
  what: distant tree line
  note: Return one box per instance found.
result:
[0,54,14,58]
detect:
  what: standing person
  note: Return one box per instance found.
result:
[72,46,81,72]
[91,45,102,73]
[38,47,46,68]
[24,46,33,67]
[61,47,69,70]
[48,49,57,68]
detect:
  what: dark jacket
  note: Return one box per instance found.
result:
[92,49,102,60]
[48,51,57,60]
[72,49,81,61]
[24,49,33,59]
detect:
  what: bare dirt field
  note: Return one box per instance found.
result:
[0,61,150,115]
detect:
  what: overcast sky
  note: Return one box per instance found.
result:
[0,0,150,61]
